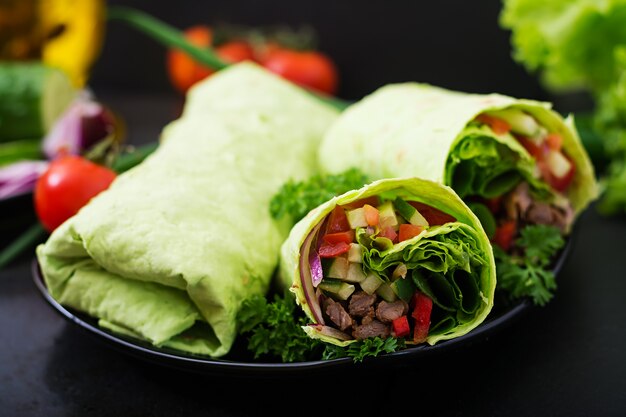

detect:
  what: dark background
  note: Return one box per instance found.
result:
[3,1,624,417]
[91,0,563,105]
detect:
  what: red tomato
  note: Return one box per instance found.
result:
[475,114,511,135]
[215,40,256,64]
[167,26,256,94]
[547,159,576,193]
[167,25,215,94]
[545,133,563,151]
[262,48,339,95]
[34,155,117,232]
[326,206,350,233]
[323,231,354,245]
[318,241,350,258]
[398,224,424,242]
[408,202,456,225]
[363,204,380,226]
[379,226,398,243]
[492,220,517,251]
[517,136,548,159]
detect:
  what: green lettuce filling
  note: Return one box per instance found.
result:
[355,224,487,336]
[445,125,553,200]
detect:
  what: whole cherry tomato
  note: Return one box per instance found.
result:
[34,155,117,232]
[167,25,215,94]
[261,48,339,96]
[167,25,256,94]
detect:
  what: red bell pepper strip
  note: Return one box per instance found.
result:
[492,220,517,251]
[318,241,350,258]
[392,316,410,338]
[323,231,355,245]
[411,291,433,343]
[326,205,350,233]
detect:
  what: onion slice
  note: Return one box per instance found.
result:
[0,161,48,199]
[299,221,324,324]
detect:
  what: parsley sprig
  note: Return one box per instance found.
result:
[269,168,369,223]
[494,224,566,306]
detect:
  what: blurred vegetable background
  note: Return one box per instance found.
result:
[500,0,626,216]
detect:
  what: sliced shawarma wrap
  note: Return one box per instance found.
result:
[35,62,340,358]
[319,83,599,245]
[279,177,496,347]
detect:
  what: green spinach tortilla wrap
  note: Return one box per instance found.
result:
[319,83,599,251]
[279,177,496,347]
[35,62,339,357]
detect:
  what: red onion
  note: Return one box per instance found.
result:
[0,161,48,199]
[43,93,119,160]
[309,247,323,287]
[299,221,324,324]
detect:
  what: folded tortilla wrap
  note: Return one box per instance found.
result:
[319,83,599,235]
[279,177,496,347]
[36,62,339,357]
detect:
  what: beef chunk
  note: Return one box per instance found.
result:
[348,291,377,317]
[376,299,409,323]
[352,319,391,339]
[324,298,353,331]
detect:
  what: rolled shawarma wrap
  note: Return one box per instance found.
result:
[35,62,339,358]
[319,83,599,249]
[279,177,496,347]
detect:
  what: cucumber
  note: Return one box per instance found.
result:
[360,272,384,294]
[0,62,76,142]
[394,197,429,227]
[0,139,44,167]
[378,200,398,229]
[318,279,355,301]
[376,282,398,302]
[347,243,362,263]
[486,108,541,137]
[325,256,349,279]
[345,263,367,283]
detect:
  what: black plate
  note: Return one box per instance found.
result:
[31,239,571,377]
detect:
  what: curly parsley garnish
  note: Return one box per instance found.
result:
[269,168,369,223]
[494,224,566,306]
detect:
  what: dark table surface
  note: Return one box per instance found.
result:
[1,93,626,417]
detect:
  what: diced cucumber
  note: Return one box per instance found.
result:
[0,62,76,141]
[394,197,429,227]
[546,149,572,178]
[347,243,362,263]
[378,200,398,229]
[392,263,408,279]
[319,279,355,300]
[360,272,384,295]
[391,277,417,302]
[345,263,367,283]
[487,108,540,137]
[376,282,398,302]
[326,256,349,279]
[347,207,368,229]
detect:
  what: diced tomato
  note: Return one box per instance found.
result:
[318,241,351,258]
[475,114,511,135]
[363,204,380,226]
[341,196,380,210]
[547,160,576,193]
[410,292,433,344]
[326,206,350,233]
[380,226,398,243]
[517,136,547,159]
[408,202,456,225]
[323,231,355,245]
[545,133,563,151]
[398,224,424,242]
[392,316,410,338]
[492,220,517,251]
